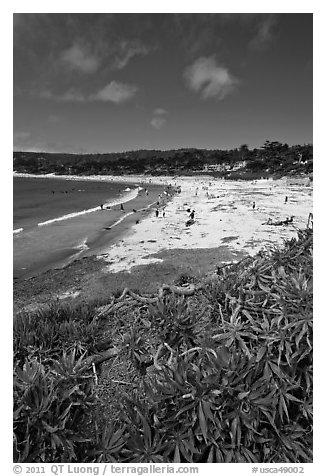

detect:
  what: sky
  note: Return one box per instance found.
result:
[13,13,313,153]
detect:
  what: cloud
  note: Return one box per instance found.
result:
[153,108,168,115]
[60,43,99,73]
[37,81,138,104]
[184,56,239,100]
[172,14,223,59]
[60,89,87,102]
[150,108,168,129]
[13,131,31,142]
[249,15,277,50]
[38,88,86,102]
[150,117,167,130]
[113,40,150,69]
[92,81,138,103]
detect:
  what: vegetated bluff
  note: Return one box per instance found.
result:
[14,141,312,179]
[13,228,313,463]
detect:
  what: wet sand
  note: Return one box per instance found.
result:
[14,179,168,279]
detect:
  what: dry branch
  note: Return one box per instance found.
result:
[95,283,202,319]
[82,346,119,369]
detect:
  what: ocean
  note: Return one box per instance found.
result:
[13,176,143,279]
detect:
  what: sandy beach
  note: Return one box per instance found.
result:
[90,175,313,272]
[14,173,313,313]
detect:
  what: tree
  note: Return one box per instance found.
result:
[239,144,249,160]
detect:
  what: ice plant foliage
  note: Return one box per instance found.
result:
[13,229,313,462]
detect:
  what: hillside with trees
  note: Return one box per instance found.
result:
[13,142,313,179]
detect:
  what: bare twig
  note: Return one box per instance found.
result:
[92,362,98,385]
[179,347,217,358]
[82,347,119,370]
[95,283,202,319]
[128,289,158,303]
[153,344,164,370]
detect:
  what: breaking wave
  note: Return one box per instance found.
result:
[38,187,142,227]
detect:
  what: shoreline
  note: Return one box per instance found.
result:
[14,176,172,280]
[36,186,143,227]
[13,171,178,186]
[13,173,312,312]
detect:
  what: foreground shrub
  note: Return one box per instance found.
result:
[115,229,313,463]
[13,350,97,462]
[13,229,313,463]
[14,302,101,365]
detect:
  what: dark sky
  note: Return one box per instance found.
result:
[13,13,313,153]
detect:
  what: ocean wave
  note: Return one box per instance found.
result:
[38,187,142,227]
[13,228,23,234]
[74,237,89,252]
[63,237,90,267]
[105,198,155,230]
[108,211,134,229]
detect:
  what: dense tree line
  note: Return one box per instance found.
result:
[13,142,313,178]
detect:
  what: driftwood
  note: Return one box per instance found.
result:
[92,362,98,385]
[111,380,137,386]
[95,283,202,319]
[307,212,313,230]
[82,346,119,369]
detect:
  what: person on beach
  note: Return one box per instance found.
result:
[100,204,104,210]
[190,210,195,220]
[252,202,256,210]
[263,216,294,226]
[163,209,166,218]
[155,209,159,218]
[121,203,124,211]
[284,216,294,224]
[307,212,313,229]
[285,196,288,203]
